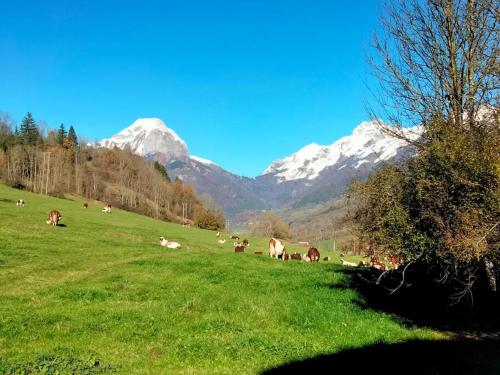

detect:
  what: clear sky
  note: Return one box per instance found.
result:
[1,0,381,177]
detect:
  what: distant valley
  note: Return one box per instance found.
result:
[98,118,420,224]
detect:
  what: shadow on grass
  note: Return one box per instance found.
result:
[261,338,500,375]
[321,266,500,337]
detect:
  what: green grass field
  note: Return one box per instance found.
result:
[0,184,441,374]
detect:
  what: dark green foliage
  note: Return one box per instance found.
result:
[67,125,78,148]
[349,117,500,304]
[57,123,67,146]
[19,112,41,146]
[154,161,170,181]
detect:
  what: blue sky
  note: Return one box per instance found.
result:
[1,0,381,177]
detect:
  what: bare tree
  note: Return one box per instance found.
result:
[368,0,499,140]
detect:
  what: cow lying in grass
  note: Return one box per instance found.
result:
[102,204,111,213]
[159,237,182,249]
[46,210,62,226]
[341,259,359,267]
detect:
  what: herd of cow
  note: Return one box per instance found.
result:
[16,199,111,227]
[16,198,399,270]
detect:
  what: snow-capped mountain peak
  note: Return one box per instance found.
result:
[263,120,421,182]
[98,118,189,162]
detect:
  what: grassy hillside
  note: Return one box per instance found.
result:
[0,185,440,374]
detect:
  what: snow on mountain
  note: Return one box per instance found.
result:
[190,155,217,166]
[98,118,189,161]
[263,121,421,182]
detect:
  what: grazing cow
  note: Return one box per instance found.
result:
[242,239,250,247]
[102,204,112,213]
[269,238,285,258]
[389,256,402,270]
[46,210,61,226]
[341,259,359,267]
[282,251,290,261]
[16,199,25,206]
[307,247,320,262]
[83,202,88,209]
[371,256,386,271]
[159,236,182,249]
[230,235,240,240]
[290,252,302,261]
[218,239,226,244]
[234,243,245,252]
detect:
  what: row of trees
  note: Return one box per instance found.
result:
[0,112,225,229]
[349,0,499,304]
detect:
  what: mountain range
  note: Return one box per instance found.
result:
[98,118,420,221]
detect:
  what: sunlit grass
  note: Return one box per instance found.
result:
[0,184,440,374]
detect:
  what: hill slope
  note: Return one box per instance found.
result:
[0,185,438,374]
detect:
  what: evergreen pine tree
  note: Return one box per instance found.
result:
[154,161,170,181]
[67,126,78,148]
[57,124,67,146]
[19,112,40,145]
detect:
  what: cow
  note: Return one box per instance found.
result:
[307,247,320,262]
[159,236,182,249]
[46,210,61,226]
[282,251,290,261]
[83,203,88,209]
[216,231,221,237]
[389,256,402,270]
[102,204,112,213]
[230,235,240,240]
[341,259,359,267]
[323,256,331,261]
[16,199,25,206]
[290,252,302,260]
[234,243,245,252]
[218,239,226,244]
[371,255,386,271]
[242,239,250,247]
[269,238,285,258]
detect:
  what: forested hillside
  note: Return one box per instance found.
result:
[0,112,224,228]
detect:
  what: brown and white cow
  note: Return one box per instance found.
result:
[46,210,62,226]
[290,252,302,261]
[269,238,285,258]
[371,256,386,271]
[242,239,250,247]
[234,243,245,253]
[306,247,320,262]
[83,203,89,209]
[102,204,112,213]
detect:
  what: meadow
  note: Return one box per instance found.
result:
[0,184,441,374]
